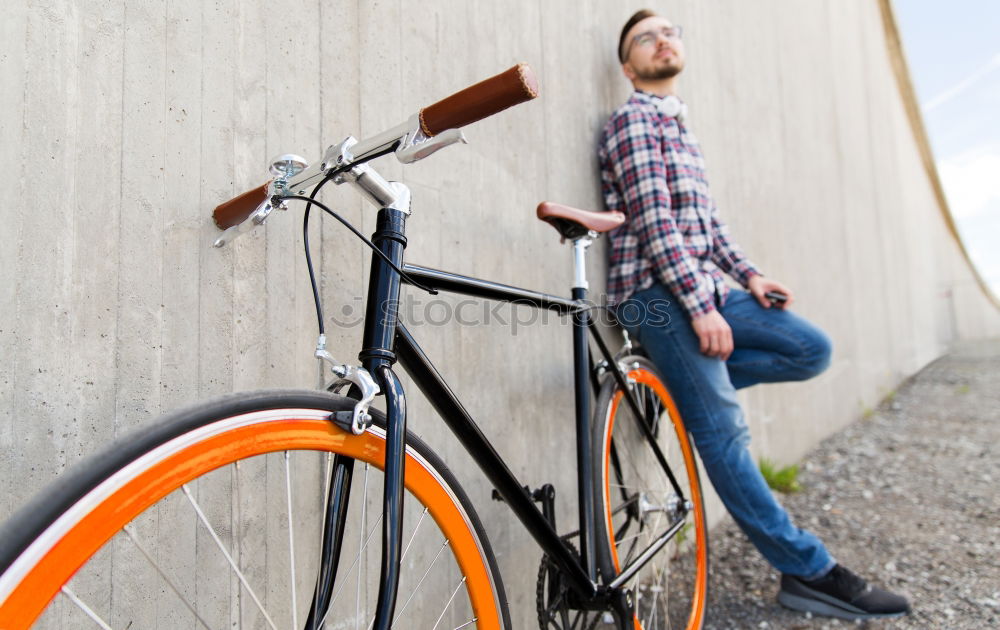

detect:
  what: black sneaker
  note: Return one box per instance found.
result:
[778,564,911,620]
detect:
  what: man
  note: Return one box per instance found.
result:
[598,9,910,621]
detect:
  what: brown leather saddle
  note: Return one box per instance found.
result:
[536,202,625,240]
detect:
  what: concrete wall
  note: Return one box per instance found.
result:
[2,0,998,626]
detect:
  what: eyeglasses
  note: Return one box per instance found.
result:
[624,25,683,59]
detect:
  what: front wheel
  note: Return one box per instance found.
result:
[591,356,709,630]
[0,389,510,629]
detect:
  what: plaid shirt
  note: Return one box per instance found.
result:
[599,91,760,318]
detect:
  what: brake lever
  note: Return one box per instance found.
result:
[395,128,468,163]
[215,120,470,251]
[213,198,276,248]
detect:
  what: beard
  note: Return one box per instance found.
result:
[633,58,684,81]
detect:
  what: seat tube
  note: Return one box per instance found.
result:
[360,190,410,630]
[572,234,597,581]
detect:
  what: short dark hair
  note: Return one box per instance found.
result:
[618,9,659,63]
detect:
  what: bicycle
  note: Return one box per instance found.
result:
[0,64,708,630]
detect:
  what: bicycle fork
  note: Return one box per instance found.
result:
[309,197,412,630]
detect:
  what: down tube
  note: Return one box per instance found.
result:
[393,323,597,599]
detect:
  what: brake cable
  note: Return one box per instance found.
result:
[296,185,439,336]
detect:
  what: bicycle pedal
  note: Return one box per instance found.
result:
[532,483,557,528]
[531,485,555,502]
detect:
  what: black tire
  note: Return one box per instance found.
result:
[591,356,709,630]
[0,389,510,629]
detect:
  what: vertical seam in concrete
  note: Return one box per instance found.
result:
[355,1,364,295]
[229,0,237,397]
[158,0,168,415]
[397,0,403,124]
[157,0,168,607]
[773,9,788,190]
[537,3,551,201]
[824,0,863,391]
[263,0,271,386]
[317,0,325,366]
[195,1,205,615]
[114,0,127,438]
[11,4,30,510]
[66,3,79,472]
[859,2,898,371]
[197,0,205,400]
[110,0,128,612]
[230,4,240,619]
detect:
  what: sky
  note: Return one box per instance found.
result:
[893,0,1000,299]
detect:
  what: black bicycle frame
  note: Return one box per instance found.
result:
[329,205,689,629]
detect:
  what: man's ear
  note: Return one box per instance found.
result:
[621,62,637,82]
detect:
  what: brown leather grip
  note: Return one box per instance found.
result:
[418,64,539,137]
[212,181,271,230]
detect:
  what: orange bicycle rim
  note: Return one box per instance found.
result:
[0,415,502,629]
[601,368,708,630]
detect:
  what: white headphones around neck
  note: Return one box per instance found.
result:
[655,94,687,122]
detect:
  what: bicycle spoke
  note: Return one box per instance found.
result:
[623,440,653,491]
[606,482,640,490]
[615,531,651,546]
[430,576,467,630]
[60,586,114,630]
[618,492,668,573]
[637,511,669,627]
[644,574,660,630]
[639,509,666,569]
[618,414,654,491]
[319,512,384,626]
[387,539,450,628]
[285,451,299,630]
[233,461,244,628]
[648,509,665,549]
[400,507,429,562]
[357,462,369,630]
[642,386,663,436]
[182,484,279,630]
[123,525,215,630]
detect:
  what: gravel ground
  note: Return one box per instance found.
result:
[704,339,1000,629]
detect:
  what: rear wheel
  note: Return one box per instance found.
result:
[0,389,510,629]
[591,356,709,630]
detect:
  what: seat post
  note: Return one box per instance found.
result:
[572,231,598,291]
[570,229,599,581]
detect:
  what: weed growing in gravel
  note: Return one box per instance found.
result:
[759,457,802,493]
[672,523,693,559]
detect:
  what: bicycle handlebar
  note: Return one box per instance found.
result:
[211,64,539,232]
[213,181,271,230]
[418,64,538,137]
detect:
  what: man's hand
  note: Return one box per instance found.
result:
[748,275,794,309]
[691,310,733,360]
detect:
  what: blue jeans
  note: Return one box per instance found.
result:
[618,283,835,579]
